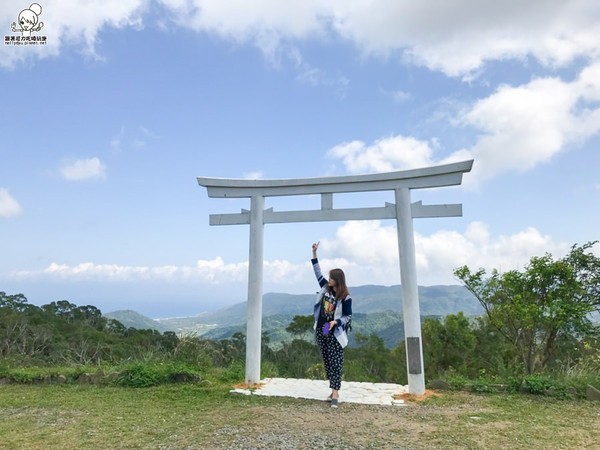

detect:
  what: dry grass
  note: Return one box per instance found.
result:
[394,388,440,403]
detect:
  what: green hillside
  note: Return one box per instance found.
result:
[104,310,171,333]
[158,284,482,330]
[183,292,314,327]
[104,285,481,347]
[201,311,446,349]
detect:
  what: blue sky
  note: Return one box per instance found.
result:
[1,1,599,318]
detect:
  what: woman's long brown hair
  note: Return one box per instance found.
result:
[328,268,349,300]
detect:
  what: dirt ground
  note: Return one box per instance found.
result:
[206,390,600,450]
[209,393,495,450]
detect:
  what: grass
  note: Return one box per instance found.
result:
[417,392,600,449]
[0,382,252,449]
[0,382,599,449]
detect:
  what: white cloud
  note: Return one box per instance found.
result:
[0,0,146,68]
[329,0,600,77]
[193,257,248,283]
[327,63,600,184]
[110,126,125,152]
[2,1,599,77]
[158,0,329,48]
[0,189,23,218]
[109,126,158,153]
[139,126,160,140]
[7,222,571,289]
[320,221,570,286]
[60,157,107,181]
[289,48,350,96]
[416,223,568,280]
[131,125,160,149]
[156,0,600,77]
[7,257,307,287]
[243,171,264,180]
[327,136,436,174]
[9,258,242,282]
[390,90,410,103]
[456,66,600,184]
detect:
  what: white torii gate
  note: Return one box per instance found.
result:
[197,160,473,395]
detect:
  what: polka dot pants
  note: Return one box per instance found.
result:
[315,330,345,390]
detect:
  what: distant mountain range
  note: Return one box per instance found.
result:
[106,284,483,347]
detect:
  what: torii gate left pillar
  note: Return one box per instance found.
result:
[198,160,473,395]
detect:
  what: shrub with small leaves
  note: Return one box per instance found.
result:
[471,378,495,393]
[167,363,201,383]
[117,363,164,388]
[447,374,470,391]
[523,374,554,395]
[9,368,38,384]
[506,376,523,394]
[218,361,245,383]
[305,362,325,381]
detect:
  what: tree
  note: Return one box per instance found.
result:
[454,242,600,374]
[469,316,516,377]
[421,313,476,377]
[0,293,55,360]
[0,292,30,311]
[270,338,320,378]
[285,314,314,340]
[385,343,408,385]
[346,333,390,381]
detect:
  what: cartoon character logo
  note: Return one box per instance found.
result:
[11,3,44,37]
[322,297,336,320]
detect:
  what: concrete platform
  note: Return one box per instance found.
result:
[231,378,409,406]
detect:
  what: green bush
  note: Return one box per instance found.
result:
[551,360,600,398]
[8,367,39,384]
[523,375,578,399]
[506,376,523,394]
[117,363,165,388]
[116,362,203,387]
[523,374,557,396]
[171,334,213,368]
[343,360,379,383]
[471,378,495,394]
[0,364,104,384]
[260,360,279,379]
[305,362,325,380]
[218,361,245,383]
[0,361,12,379]
[447,373,470,391]
[166,363,201,383]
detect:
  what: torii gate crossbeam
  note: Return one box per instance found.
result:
[198,160,473,395]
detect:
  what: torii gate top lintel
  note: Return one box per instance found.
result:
[198,160,473,226]
[197,160,473,198]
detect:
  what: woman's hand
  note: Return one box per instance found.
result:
[312,241,320,258]
[328,320,336,329]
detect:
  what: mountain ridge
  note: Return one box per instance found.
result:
[107,284,482,335]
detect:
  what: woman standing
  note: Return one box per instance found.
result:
[311,241,352,408]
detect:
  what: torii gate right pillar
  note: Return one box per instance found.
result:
[395,187,425,393]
